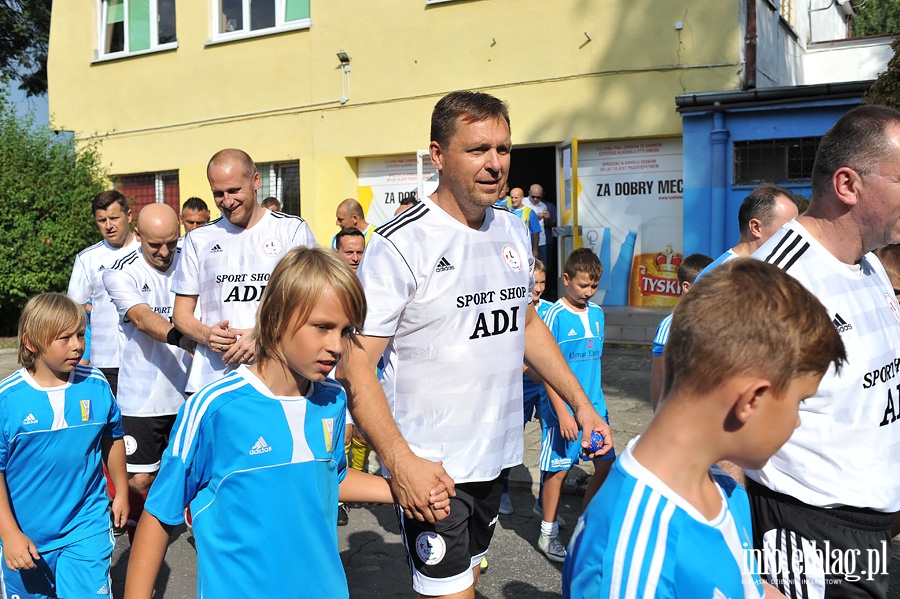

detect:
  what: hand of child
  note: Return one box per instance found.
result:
[558,411,579,442]
[3,531,40,570]
[428,486,451,512]
[111,493,130,530]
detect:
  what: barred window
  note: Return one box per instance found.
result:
[258,162,301,216]
[733,138,819,185]
[115,171,180,214]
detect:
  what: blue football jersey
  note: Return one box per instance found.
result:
[564,442,763,599]
[0,366,123,551]
[540,300,606,426]
[145,366,349,598]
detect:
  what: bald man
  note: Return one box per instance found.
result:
[172,148,317,393]
[333,197,375,247]
[103,203,194,540]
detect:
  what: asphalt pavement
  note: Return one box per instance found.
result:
[1,346,899,598]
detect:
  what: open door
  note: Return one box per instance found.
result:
[555,139,580,296]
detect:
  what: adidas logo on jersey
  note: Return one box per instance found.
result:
[22,413,38,425]
[96,583,109,595]
[567,328,578,337]
[832,313,853,333]
[210,244,223,254]
[249,437,272,455]
[435,257,455,272]
[141,283,151,292]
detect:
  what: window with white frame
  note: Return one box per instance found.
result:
[100,0,177,57]
[214,0,310,38]
[258,162,301,216]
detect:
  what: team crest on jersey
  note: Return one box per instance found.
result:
[501,245,522,272]
[887,293,900,326]
[79,400,93,422]
[262,238,283,257]
[322,418,335,452]
[415,531,447,565]
[587,339,594,349]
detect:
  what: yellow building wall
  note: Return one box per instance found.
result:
[48,0,742,242]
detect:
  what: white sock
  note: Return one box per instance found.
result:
[540,520,559,538]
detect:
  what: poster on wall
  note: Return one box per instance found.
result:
[575,138,683,307]
[358,155,439,227]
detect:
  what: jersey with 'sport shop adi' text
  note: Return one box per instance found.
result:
[144,366,349,598]
[173,210,317,392]
[359,198,534,483]
[0,366,123,552]
[748,220,900,511]
[103,248,190,416]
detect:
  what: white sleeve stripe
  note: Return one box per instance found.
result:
[643,500,676,599]
[609,481,647,598]
[539,426,554,471]
[0,373,23,395]
[625,490,662,599]
[171,377,246,459]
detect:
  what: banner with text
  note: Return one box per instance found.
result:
[575,138,683,307]
[358,155,439,227]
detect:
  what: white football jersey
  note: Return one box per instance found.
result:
[173,210,317,392]
[67,237,141,369]
[359,198,534,483]
[103,248,190,416]
[748,220,900,511]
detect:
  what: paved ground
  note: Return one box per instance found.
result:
[2,345,900,597]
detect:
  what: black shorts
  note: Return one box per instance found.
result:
[98,367,118,397]
[122,415,178,473]
[396,469,508,596]
[747,478,896,599]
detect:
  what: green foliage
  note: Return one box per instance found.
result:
[865,35,900,108]
[0,94,107,334]
[0,0,51,97]
[854,0,900,37]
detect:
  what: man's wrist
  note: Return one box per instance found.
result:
[166,327,185,347]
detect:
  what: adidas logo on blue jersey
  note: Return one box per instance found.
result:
[141,283,151,292]
[832,313,853,333]
[435,257,455,272]
[567,328,578,337]
[210,244,223,254]
[249,437,272,455]
[96,583,109,595]
[22,413,38,425]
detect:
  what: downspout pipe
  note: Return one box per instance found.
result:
[745,0,758,89]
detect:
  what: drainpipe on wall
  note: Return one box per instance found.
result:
[711,110,730,254]
[744,0,758,89]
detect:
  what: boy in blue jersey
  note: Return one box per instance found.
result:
[649,254,712,410]
[0,293,128,599]
[125,247,449,599]
[563,259,846,599]
[538,248,614,562]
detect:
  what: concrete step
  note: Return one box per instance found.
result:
[602,306,670,346]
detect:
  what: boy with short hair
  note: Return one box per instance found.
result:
[649,253,713,410]
[563,258,846,598]
[538,248,614,562]
[0,293,128,598]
